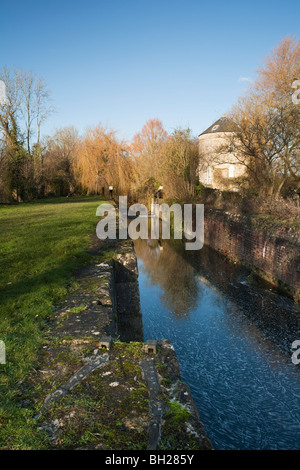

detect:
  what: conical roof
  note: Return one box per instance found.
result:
[199,116,239,136]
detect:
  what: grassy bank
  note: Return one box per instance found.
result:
[0,196,105,448]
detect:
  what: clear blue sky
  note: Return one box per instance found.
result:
[1,0,299,142]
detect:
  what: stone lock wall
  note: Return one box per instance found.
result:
[203,208,300,303]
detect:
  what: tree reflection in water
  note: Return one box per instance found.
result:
[134,235,300,450]
[134,236,300,357]
[134,238,200,318]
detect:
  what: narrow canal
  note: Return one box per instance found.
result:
[133,238,300,450]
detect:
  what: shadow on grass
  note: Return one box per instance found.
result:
[0,250,94,323]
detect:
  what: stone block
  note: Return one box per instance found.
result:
[98,336,112,350]
[144,340,157,355]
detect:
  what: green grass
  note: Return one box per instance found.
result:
[0,196,106,449]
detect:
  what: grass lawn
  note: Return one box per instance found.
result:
[0,196,106,449]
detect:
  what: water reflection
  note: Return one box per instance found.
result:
[134,237,300,450]
[135,237,300,358]
[134,238,200,318]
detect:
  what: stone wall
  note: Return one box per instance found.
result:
[113,241,144,342]
[204,208,300,303]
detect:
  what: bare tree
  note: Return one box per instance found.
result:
[0,67,22,147]
[18,69,35,153]
[35,77,55,147]
[217,37,300,197]
[159,128,199,200]
[0,67,54,201]
[40,126,79,196]
[0,67,54,154]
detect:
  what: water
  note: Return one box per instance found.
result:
[134,238,300,450]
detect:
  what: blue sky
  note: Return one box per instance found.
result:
[1,0,299,142]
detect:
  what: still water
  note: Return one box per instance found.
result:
[134,238,300,450]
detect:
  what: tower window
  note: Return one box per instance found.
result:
[207,166,212,184]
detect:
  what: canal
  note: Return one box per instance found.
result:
[133,237,300,450]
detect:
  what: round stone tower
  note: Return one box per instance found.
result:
[198,116,244,190]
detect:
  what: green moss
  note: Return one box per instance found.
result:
[52,349,82,368]
[68,305,87,313]
[37,356,149,450]
[158,400,203,450]
[99,250,117,261]
[113,341,145,360]
[166,400,191,423]
[161,377,172,386]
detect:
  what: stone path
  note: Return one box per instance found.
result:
[52,258,116,341]
[35,353,110,420]
[140,356,166,450]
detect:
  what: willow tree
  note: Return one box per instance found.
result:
[130,118,167,199]
[75,124,132,196]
